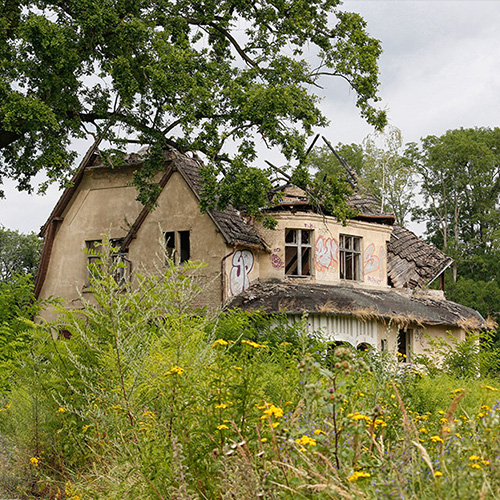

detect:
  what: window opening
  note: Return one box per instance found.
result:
[340,235,361,281]
[397,328,412,362]
[165,231,190,264]
[357,342,371,352]
[86,239,130,286]
[285,229,312,276]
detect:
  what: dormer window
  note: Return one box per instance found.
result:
[340,235,361,281]
[285,229,312,276]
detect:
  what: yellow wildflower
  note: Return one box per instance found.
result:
[30,457,39,466]
[430,436,443,443]
[165,366,184,376]
[434,471,443,477]
[217,424,229,430]
[58,407,66,413]
[272,422,280,428]
[212,339,228,347]
[215,403,228,409]
[261,438,268,443]
[470,463,483,470]
[419,428,428,434]
[314,429,326,435]
[295,435,317,447]
[242,339,267,349]
[348,471,371,482]
[261,403,284,419]
[469,455,480,461]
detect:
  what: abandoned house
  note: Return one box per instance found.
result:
[34,146,486,360]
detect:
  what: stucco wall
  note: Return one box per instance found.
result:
[38,166,144,320]
[377,320,466,360]
[257,212,392,288]
[127,171,231,310]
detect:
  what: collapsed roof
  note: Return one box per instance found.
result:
[227,281,485,330]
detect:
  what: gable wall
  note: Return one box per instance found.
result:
[128,171,232,309]
[38,166,144,319]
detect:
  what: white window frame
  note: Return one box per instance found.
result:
[339,234,362,281]
[285,228,312,277]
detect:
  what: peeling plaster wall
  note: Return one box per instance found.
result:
[38,166,144,321]
[257,212,392,288]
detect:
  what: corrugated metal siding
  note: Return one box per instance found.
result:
[289,314,377,348]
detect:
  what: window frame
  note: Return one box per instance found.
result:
[165,230,191,265]
[339,234,362,281]
[285,228,313,277]
[85,238,131,287]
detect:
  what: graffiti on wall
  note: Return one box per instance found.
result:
[230,250,254,296]
[315,235,339,272]
[270,248,284,269]
[364,244,386,284]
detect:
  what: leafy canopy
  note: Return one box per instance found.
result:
[0,0,386,214]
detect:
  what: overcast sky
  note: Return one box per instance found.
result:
[2,0,500,235]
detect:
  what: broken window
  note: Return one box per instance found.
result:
[339,235,361,281]
[86,239,131,286]
[165,231,190,264]
[86,240,104,285]
[397,328,412,362]
[285,229,312,276]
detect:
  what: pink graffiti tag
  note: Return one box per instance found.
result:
[270,251,284,269]
[315,236,339,271]
[230,250,254,296]
[363,243,380,274]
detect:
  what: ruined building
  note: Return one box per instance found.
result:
[35,148,485,360]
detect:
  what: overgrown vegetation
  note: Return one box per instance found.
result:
[1,257,500,499]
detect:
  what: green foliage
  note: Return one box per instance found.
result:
[308,126,416,225]
[0,226,42,282]
[0,274,43,392]
[413,330,500,379]
[448,277,500,320]
[410,127,500,281]
[4,254,500,498]
[1,0,386,214]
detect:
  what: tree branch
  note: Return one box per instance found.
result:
[0,129,21,150]
[186,18,260,69]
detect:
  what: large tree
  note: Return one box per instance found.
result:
[307,126,416,226]
[409,127,500,283]
[0,0,386,216]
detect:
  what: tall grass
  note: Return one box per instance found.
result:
[0,251,499,498]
